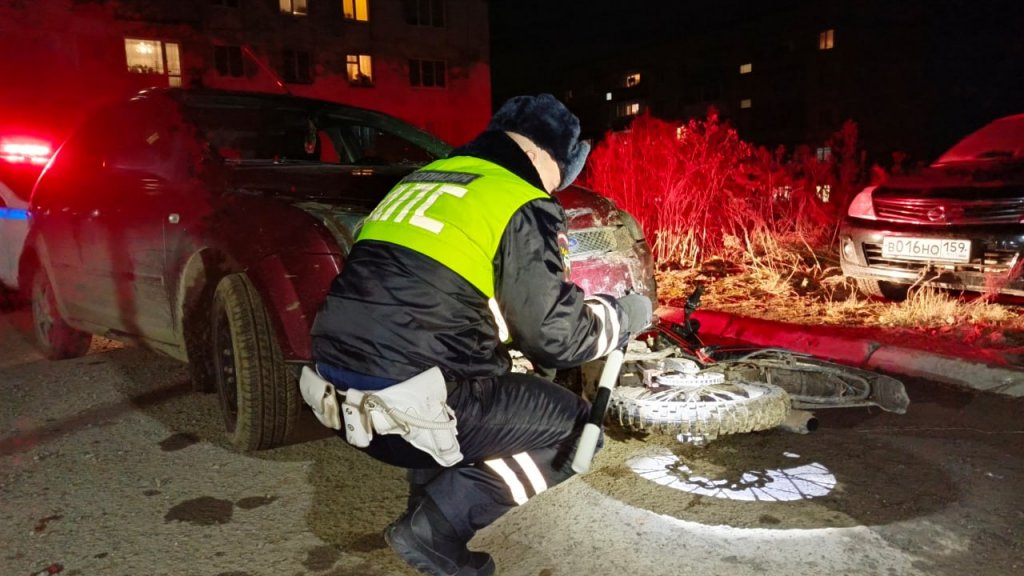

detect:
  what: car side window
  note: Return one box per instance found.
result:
[338,123,435,166]
[103,102,183,181]
[32,108,115,207]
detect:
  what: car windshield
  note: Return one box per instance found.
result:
[932,114,1024,166]
[181,96,451,167]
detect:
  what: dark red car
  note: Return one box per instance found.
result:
[24,88,656,450]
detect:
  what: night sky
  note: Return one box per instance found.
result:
[489,0,1024,149]
[489,0,768,102]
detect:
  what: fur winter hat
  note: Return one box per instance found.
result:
[488,94,590,191]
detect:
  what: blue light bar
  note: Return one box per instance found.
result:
[0,207,29,220]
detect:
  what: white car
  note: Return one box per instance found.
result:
[839,113,1024,299]
[0,138,51,294]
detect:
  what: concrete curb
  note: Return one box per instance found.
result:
[656,306,1024,398]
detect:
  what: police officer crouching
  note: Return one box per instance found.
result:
[309,93,652,576]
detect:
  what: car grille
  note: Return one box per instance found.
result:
[862,241,1019,273]
[568,226,633,256]
[873,197,1024,224]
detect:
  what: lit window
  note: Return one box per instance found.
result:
[165,43,181,86]
[282,49,312,84]
[773,185,792,200]
[617,101,640,118]
[816,184,831,202]
[215,46,244,77]
[740,98,752,109]
[409,59,446,87]
[347,54,374,86]
[280,0,308,15]
[625,73,641,87]
[739,62,752,74]
[816,146,832,161]
[605,92,612,101]
[404,0,444,27]
[344,0,369,21]
[819,29,834,50]
[124,38,182,87]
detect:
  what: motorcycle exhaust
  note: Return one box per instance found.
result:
[777,409,818,434]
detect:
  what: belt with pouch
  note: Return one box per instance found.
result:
[300,363,463,467]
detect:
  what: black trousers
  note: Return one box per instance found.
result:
[342,371,593,541]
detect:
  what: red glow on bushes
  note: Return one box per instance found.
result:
[581,111,862,267]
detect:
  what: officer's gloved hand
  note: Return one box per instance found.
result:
[617,293,653,338]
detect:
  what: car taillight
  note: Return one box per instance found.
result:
[1,140,52,165]
[846,186,877,220]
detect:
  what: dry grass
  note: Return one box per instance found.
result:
[581,110,1024,358]
[656,242,1024,354]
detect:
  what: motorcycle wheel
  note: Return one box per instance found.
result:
[610,380,791,443]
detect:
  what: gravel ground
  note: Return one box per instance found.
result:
[2,307,1022,576]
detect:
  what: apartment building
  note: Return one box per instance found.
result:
[0,0,491,146]
[502,0,1023,165]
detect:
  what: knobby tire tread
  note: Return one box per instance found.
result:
[611,382,791,440]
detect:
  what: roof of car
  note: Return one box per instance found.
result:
[126,86,453,157]
[135,86,387,115]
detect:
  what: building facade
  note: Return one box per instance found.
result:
[503,0,1023,166]
[0,0,491,146]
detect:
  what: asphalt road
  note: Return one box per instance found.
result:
[1,306,1022,576]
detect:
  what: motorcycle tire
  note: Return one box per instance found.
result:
[610,379,791,442]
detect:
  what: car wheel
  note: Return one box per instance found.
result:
[855,278,909,301]
[211,273,299,451]
[1,286,23,311]
[185,321,216,393]
[30,267,92,360]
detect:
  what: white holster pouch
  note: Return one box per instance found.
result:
[299,365,463,467]
[300,366,342,430]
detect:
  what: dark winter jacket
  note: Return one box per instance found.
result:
[310,130,628,384]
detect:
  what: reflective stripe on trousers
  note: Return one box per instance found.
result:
[483,452,549,505]
[361,371,594,541]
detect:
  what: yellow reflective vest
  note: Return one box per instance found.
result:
[357,156,548,297]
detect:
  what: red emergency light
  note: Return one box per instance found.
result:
[1,140,53,164]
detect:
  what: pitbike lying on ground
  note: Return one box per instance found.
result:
[569,285,910,447]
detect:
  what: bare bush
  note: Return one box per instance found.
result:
[581,110,852,269]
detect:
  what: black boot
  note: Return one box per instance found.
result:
[385,496,495,576]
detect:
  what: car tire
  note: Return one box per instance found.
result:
[855,278,909,301]
[211,273,299,451]
[1,286,24,311]
[30,267,92,360]
[185,324,216,394]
